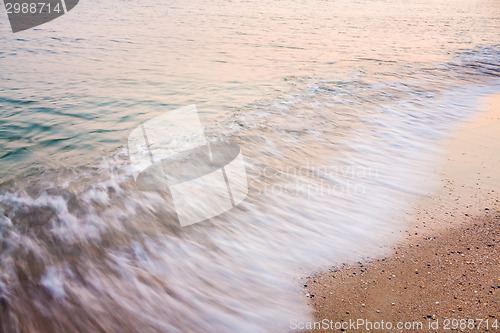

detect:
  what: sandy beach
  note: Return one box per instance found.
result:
[306,93,500,332]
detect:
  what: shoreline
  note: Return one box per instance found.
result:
[305,93,500,332]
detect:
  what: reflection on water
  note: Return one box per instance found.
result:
[0,0,499,331]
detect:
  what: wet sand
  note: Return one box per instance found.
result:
[305,93,500,332]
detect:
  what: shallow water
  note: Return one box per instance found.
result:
[0,0,499,331]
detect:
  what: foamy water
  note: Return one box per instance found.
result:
[0,0,499,331]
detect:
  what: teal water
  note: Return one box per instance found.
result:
[0,0,499,331]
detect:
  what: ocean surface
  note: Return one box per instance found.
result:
[0,0,499,331]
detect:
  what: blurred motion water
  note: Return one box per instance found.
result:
[0,0,499,331]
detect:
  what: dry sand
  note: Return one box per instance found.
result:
[305,93,500,332]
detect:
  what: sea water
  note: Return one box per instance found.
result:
[0,0,499,331]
